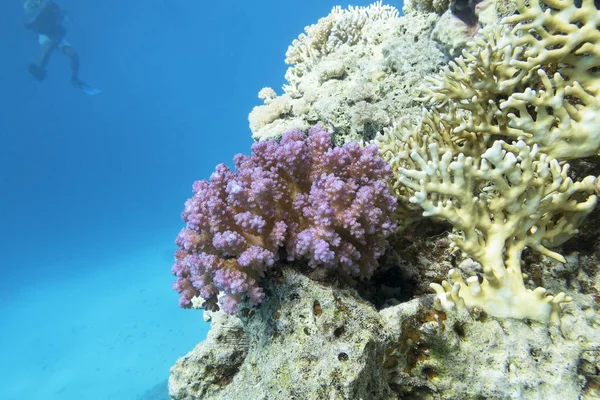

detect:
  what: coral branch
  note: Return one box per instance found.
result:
[398,139,597,322]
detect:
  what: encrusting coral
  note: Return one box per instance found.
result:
[172,126,397,314]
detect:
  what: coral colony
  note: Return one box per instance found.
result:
[376,0,599,322]
[173,0,599,324]
[172,126,397,314]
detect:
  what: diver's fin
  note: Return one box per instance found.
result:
[81,85,102,96]
[73,79,102,95]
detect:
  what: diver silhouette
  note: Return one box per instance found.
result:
[23,0,100,95]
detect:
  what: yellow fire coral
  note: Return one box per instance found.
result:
[376,0,600,322]
[417,0,600,160]
[397,139,596,322]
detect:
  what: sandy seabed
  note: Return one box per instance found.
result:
[0,238,207,400]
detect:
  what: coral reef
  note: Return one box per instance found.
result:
[382,294,600,399]
[170,1,600,398]
[283,1,399,92]
[248,2,448,144]
[172,126,397,314]
[169,309,248,399]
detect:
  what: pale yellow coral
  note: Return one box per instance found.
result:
[257,87,277,105]
[501,70,600,159]
[409,0,600,160]
[375,0,600,323]
[397,139,597,322]
[505,0,600,94]
[248,95,292,133]
[377,110,458,206]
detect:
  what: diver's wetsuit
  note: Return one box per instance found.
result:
[24,1,98,92]
[24,0,83,84]
[24,1,66,39]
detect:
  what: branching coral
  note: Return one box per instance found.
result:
[505,0,600,94]
[284,1,399,93]
[375,112,459,227]
[248,2,446,143]
[172,126,397,314]
[414,0,600,159]
[375,0,600,322]
[397,139,597,322]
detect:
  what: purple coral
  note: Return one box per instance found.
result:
[172,126,397,313]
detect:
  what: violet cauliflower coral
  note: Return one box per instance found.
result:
[172,126,397,314]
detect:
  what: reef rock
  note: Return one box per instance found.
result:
[169,266,395,400]
[169,261,600,399]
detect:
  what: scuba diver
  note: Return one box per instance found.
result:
[23,0,100,95]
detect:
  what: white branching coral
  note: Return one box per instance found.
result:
[284,1,399,93]
[415,0,600,159]
[397,139,597,322]
[249,2,447,143]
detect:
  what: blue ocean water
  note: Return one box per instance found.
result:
[0,1,388,399]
